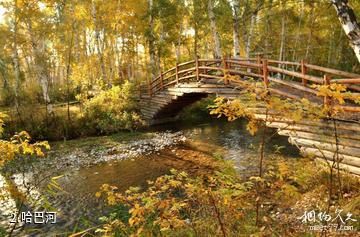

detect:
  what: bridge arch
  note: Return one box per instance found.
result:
[139,57,360,175]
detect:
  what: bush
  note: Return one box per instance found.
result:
[82,81,144,134]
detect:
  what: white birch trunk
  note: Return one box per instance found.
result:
[278,15,286,63]
[264,0,273,57]
[91,1,108,86]
[26,21,52,114]
[245,12,256,58]
[208,0,222,59]
[331,0,360,63]
[305,4,314,61]
[12,0,20,109]
[229,0,241,58]
[292,1,304,61]
[175,24,182,62]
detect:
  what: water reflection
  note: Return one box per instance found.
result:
[6,119,299,235]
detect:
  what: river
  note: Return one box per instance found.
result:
[1,119,299,236]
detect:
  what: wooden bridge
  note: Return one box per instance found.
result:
[139,57,360,175]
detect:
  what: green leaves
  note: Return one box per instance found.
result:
[82,81,145,133]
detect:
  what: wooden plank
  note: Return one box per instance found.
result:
[167,87,236,94]
[335,105,360,113]
[266,121,360,141]
[301,60,307,86]
[175,63,179,84]
[278,129,360,149]
[178,67,196,75]
[315,158,360,176]
[331,78,360,84]
[198,66,223,71]
[263,59,269,88]
[348,84,360,91]
[225,60,262,69]
[163,79,178,88]
[227,68,263,79]
[267,60,301,66]
[177,74,196,81]
[146,98,171,104]
[268,66,323,84]
[198,59,222,63]
[305,64,360,78]
[199,74,224,80]
[268,77,318,94]
[162,67,176,77]
[268,88,302,100]
[227,57,258,62]
[301,147,360,168]
[163,72,177,81]
[178,60,195,67]
[253,113,360,132]
[174,83,230,88]
[288,137,360,157]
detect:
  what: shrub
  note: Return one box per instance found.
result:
[82,81,144,134]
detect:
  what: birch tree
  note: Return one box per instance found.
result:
[208,0,222,59]
[245,12,256,58]
[23,3,53,115]
[91,0,108,86]
[331,0,360,63]
[245,0,263,58]
[229,0,241,58]
[12,0,21,113]
[148,0,157,79]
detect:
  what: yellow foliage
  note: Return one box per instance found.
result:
[96,170,247,236]
[0,112,50,167]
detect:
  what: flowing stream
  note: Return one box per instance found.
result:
[1,119,299,236]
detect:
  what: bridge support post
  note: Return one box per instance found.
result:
[160,70,164,90]
[262,59,269,88]
[301,60,307,86]
[195,56,200,81]
[222,56,229,85]
[147,77,152,97]
[257,56,262,76]
[175,63,179,84]
[323,74,331,108]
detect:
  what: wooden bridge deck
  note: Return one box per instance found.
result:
[140,57,360,175]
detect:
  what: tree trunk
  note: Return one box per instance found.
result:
[158,22,164,73]
[12,0,22,120]
[292,1,304,61]
[176,24,182,62]
[230,0,241,58]
[278,15,286,63]
[91,1,108,87]
[148,0,157,79]
[13,1,20,107]
[245,12,256,58]
[0,59,7,89]
[208,0,222,59]
[26,20,52,114]
[264,0,273,57]
[327,30,335,66]
[331,0,360,63]
[305,3,315,61]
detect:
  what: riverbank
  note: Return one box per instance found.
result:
[1,120,359,236]
[0,128,220,236]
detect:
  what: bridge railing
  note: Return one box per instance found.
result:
[143,57,360,113]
